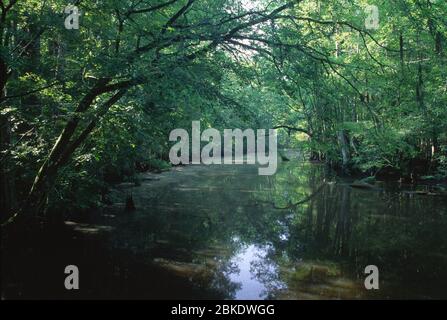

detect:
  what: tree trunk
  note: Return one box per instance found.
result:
[7,87,127,223]
[338,130,350,172]
[0,54,16,222]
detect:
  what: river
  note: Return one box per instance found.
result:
[4,160,446,299]
[90,160,447,299]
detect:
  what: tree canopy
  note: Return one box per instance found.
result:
[1,0,446,224]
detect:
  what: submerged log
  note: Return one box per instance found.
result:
[402,190,429,196]
[350,181,381,190]
[152,258,210,280]
[402,190,447,197]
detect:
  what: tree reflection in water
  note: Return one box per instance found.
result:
[4,161,445,299]
[101,161,447,299]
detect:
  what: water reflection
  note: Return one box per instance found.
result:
[227,241,286,300]
[83,161,447,298]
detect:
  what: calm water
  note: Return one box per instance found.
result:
[4,160,446,299]
[97,160,447,299]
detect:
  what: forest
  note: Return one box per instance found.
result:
[1,0,447,300]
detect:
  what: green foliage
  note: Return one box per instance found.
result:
[1,0,446,218]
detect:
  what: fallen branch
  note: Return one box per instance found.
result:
[274,181,327,209]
